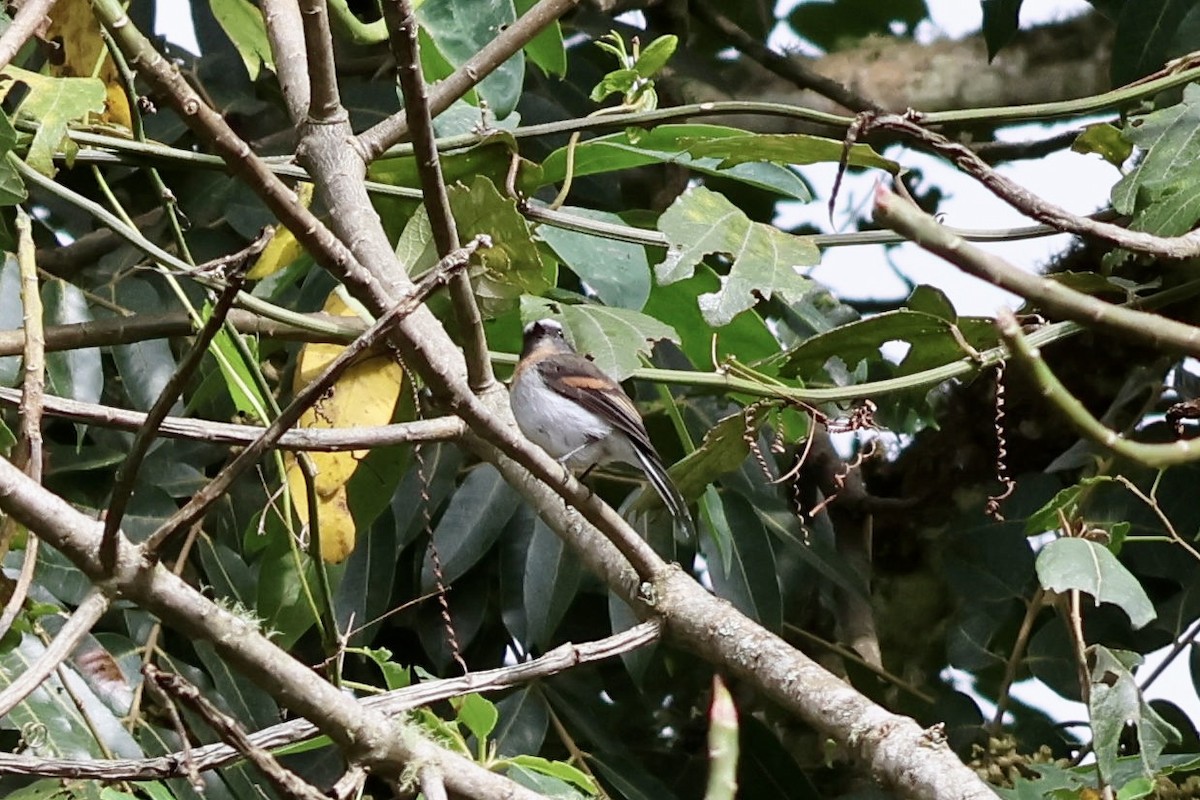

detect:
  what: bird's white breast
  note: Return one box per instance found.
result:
[510,366,632,468]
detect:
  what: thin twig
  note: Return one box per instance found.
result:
[988,587,1045,733]
[146,665,329,800]
[0,386,464,449]
[382,0,493,391]
[692,1,881,113]
[101,264,250,571]
[297,0,341,121]
[864,113,1200,260]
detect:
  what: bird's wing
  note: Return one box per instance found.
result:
[535,354,656,454]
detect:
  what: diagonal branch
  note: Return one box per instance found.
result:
[357,0,581,161]
[0,458,542,800]
[864,112,1200,259]
[872,184,1200,357]
[382,0,493,391]
[0,0,55,73]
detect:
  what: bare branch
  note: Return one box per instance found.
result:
[872,184,1200,357]
[382,0,493,390]
[262,0,311,123]
[357,0,581,161]
[146,665,329,800]
[864,112,1200,259]
[0,459,544,800]
[0,0,55,73]
[143,235,487,553]
[0,386,464,449]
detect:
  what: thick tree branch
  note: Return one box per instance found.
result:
[0,458,543,800]
[261,0,311,123]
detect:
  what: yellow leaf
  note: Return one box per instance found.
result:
[286,290,403,563]
[246,183,315,279]
[45,0,131,128]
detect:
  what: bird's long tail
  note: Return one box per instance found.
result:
[633,448,696,539]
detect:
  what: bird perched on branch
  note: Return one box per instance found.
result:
[509,318,695,537]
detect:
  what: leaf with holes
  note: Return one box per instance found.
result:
[656,186,817,327]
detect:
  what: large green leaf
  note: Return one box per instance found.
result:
[778,308,997,381]
[536,206,651,311]
[0,67,105,175]
[535,125,813,202]
[1110,0,1196,85]
[398,176,551,317]
[519,296,679,381]
[418,0,523,117]
[523,516,583,648]
[1035,537,1156,629]
[1089,646,1179,788]
[494,687,550,758]
[655,186,818,327]
[699,491,782,632]
[514,0,566,76]
[980,0,1024,61]
[43,279,102,405]
[209,0,274,80]
[420,463,521,588]
[1111,84,1200,237]
[0,111,25,205]
[0,634,143,760]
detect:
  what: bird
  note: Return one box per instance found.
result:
[509,318,695,537]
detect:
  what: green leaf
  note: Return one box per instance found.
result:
[683,132,900,175]
[535,125,814,201]
[418,0,522,117]
[43,279,102,405]
[454,692,499,744]
[420,463,521,588]
[514,0,566,76]
[1110,0,1195,85]
[1089,646,1179,787]
[209,0,275,81]
[1111,84,1200,236]
[1024,476,1114,535]
[358,646,411,691]
[980,0,1024,61]
[0,111,25,205]
[493,686,549,758]
[778,308,994,381]
[398,176,550,317]
[519,296,679,381]
[536,207,651,310]
[506,764,589,799]
[668,408,764,504]
[523,516,583,648]
[656,186,817,327]
[0,66,105,175]
[506,754,599,795]
[1035,538,1156,628]
[633,35,677,78]
[786,0,928,50]
[0,252,22,386]
[590,68,639,103]
[1072,123,1134,167]
[700,491,782,631]
[0,633,143,760]
[192,640,280,731]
